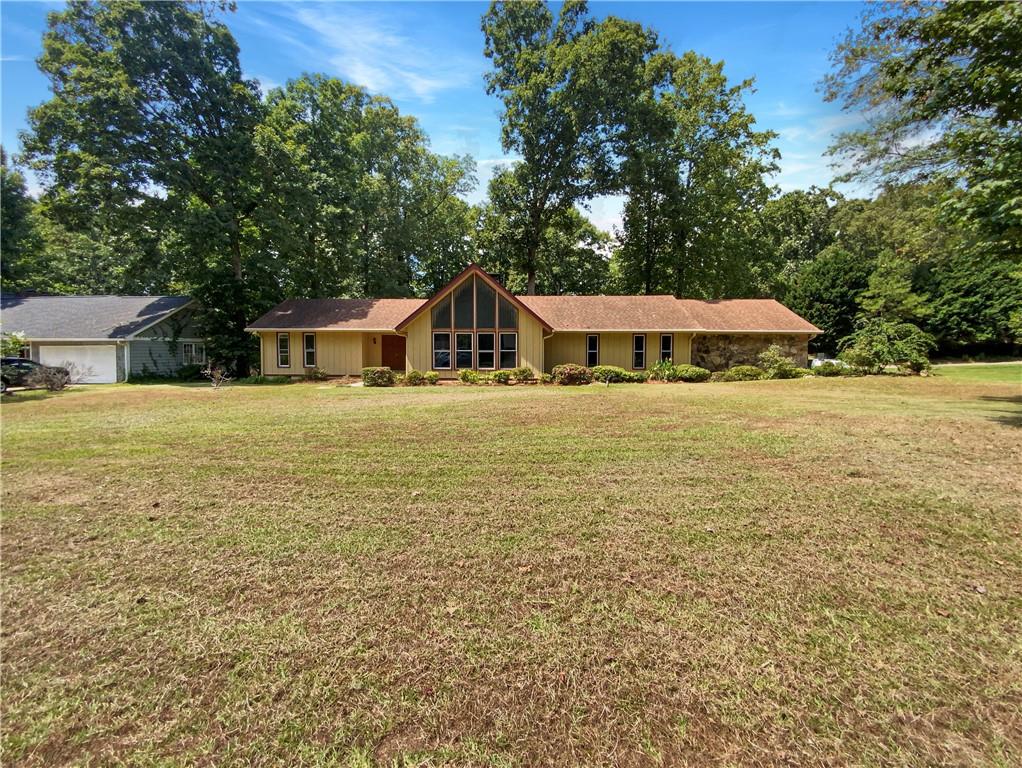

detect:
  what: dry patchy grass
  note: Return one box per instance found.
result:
[2,373,1021,767]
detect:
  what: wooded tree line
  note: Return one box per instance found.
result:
[1,0,1019,372]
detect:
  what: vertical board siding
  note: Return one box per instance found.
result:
[544,332,693,372]
[403,275,547,378]
[259,331,365,376]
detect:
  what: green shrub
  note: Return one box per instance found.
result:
[491,370,513,385]
[673,364,711,382]
[424,371,440,385]
[838,318,935,374]
[623,370,647,383]
[361,367,395,387]
[646,359,679,382]
[458,369,480,384]
[403,369,426,386]
[511,366,534,382]
[719,365,766,382]
[591,365,628,383]
[757,345,804,379]
[812,361,844,377]
[552,364,593,385]
[540,372,554,384]
[302,366,328,381]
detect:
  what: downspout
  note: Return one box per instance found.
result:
[542,328,555,375]
[123,342,130,382]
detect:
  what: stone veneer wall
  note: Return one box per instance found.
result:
[691,334,810,372]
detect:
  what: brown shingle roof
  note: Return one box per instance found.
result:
[246,298,426,331]
[517,295,820,333]
[517,295,698,331]
[677,299,822,333]
[247,294,819,335]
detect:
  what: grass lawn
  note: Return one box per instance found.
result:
[2,371,1020,766]
[933,362,1022,385]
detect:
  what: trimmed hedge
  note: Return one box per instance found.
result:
[718,365,766,382]
[424,371,440,385]
[511,366,535,382]
[403,369,426,386]
[362,367,395,387]
[673,364,711,382]
[458,369,480,384]
[813,361,850,377]
[591,365,628,383]
[491,370,512,385]
[552,364,593,385]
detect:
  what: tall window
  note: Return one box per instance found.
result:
[431,295,452,329]
[660,334,672,363]
[476,279,496,329]
[454,280,474,328]
[586,335,599,367]
[455,333,473,369]
[498,297,518,328]
[432,332,451,369]
[303,333,317,367]
[277,333,290,368]
[499,333,518,369]
[632,334,645,370]
[477,332,495,369]
[182,342,206,365]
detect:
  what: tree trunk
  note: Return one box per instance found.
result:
[525,240,538,295]
[229,226,250,377]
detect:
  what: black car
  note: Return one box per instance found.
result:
[1,357,71,392]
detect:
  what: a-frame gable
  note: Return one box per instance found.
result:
[395,264,551,332]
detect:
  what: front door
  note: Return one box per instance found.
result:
[381,335,406,371]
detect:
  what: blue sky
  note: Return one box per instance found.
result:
[1,1,867,231]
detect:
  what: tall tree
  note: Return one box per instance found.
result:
[22,0,265,373]
[614,51,779,298]
[760,186,841,295]
[482,0,656,293]
[256,75,476,300]
[825,0,1021,262]
[0,149,44,292]
[475,201,610,294]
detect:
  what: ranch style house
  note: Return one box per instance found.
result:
[247,264,821,378]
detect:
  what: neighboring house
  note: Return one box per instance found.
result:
[247,264,820,378]
[0,295,205,383]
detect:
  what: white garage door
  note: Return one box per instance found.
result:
[38,345,118,384]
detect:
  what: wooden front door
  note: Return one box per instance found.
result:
[381,335,406,371]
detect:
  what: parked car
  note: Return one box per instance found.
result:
[0,357,71,392]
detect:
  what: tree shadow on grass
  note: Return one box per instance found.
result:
[978,395,1022,428]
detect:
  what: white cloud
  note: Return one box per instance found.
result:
[286,5,474,103]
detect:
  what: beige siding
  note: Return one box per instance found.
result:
[259,331,365,376]
[404,312,432,373]
[403,275,546,378]
[544,331,692,372]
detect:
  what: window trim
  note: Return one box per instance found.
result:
[660,333,673,363]
[632,334,646,370]
[499,332,518,370]
[586,334,599,367]
[432,331,452,370]
[303,333,317,368]
[476,332,496,370]
[455,332,473,369]
[182,342,206,366]
[276,333,291,369]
